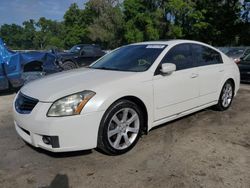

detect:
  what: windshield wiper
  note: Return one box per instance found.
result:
[90,66,123,71]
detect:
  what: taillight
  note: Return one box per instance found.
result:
[234,58,241,64]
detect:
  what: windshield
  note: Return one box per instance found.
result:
[69,45,82,53]
[90,44,166,72]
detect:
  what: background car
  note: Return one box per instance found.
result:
[0,38,62,91]
[225,47,250,63]
[57,44,106,70]
[238,53,250,82]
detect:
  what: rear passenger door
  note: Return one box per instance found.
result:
[78,46,97,67]
[153,43,200,120]
[191,44,224,102]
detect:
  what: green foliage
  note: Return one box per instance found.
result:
[86,0,124,48]
[123,0,163,42]
[0,0,249,50]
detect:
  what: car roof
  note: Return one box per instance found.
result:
[132,40,209,46]
[131,40,220,52]
[75,44,100,47]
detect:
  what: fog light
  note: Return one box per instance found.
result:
[42,136,51,145]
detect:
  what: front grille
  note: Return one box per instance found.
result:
[15,93,39,114]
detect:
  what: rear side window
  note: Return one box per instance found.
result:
[82,46,95,56]
[161,44,193,71]
[192,44,223,66]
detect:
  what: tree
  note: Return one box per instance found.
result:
[123,0,164,43]
[34,17,64,49]
[22,19,36,49]
[86,0,124,48]
[63,3,89,48]
[0,24,24,49]
[195,0,242,45]
[0,0,249,50]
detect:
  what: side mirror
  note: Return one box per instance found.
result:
[160,63,176,75]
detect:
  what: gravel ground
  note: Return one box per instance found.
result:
[0,84,250,188]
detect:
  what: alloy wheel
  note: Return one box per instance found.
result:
[221,83,233,108]
[107,107,140,150]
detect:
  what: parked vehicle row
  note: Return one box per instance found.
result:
[57,44,105,70]
[0,39,61,91]
[14,40,240,155]
[218,46,250,64]
[217,46,250,82]
[238,53,250,82]
[0,39,106,91]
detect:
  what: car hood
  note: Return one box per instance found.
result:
[21,68,141,102]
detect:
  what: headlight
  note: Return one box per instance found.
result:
[47,91,95,117]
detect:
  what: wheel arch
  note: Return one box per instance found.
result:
[23,61,43,72]
[221,77,236,96]
[227,78,235,91]
[117,96,148,134]
[99,95,149,134]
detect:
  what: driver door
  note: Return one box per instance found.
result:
[78,46,98,67]
[153,43,200,121]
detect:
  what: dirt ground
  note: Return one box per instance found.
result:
[0,85,250,188]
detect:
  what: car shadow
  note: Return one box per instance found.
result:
[41,174,69,188]
[25,142,93,158]
[241,81,250,84]
[0,90,16,96]
[149,108,210,132]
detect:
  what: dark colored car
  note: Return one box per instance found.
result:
[238,54,250,82]
[0,39,61,91]
[226,47,250,63]
[57,44,106,70]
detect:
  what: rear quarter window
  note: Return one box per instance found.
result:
[192,44,223,66]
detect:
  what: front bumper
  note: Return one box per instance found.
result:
[13,100,104,152]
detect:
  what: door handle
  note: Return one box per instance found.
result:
[219,69,224,72]
[191,73,199,78]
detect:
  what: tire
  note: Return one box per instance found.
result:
[97,100,144,155]
[61,61,77,70]
[215,80,234,111]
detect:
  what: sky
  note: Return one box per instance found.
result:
[0,0,249,26]
[0,0,88,26]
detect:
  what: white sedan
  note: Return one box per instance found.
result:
[13,40,240,155]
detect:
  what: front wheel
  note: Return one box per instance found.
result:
[97,100,143,155]
[215,80,234,111]
[61,61,77,70]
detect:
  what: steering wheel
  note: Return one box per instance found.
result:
[138,59,151,66]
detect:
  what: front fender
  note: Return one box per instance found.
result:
[82,81,154,131]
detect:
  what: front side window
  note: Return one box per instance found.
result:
[192,44,223,66]
[90,44,166,72]
[69,45,82,53]
[160,44,193,71]
[82,46,95,56]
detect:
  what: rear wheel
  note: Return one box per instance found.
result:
[61,61,77,70]
[98,100,143,155]
[215,80,234,111]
